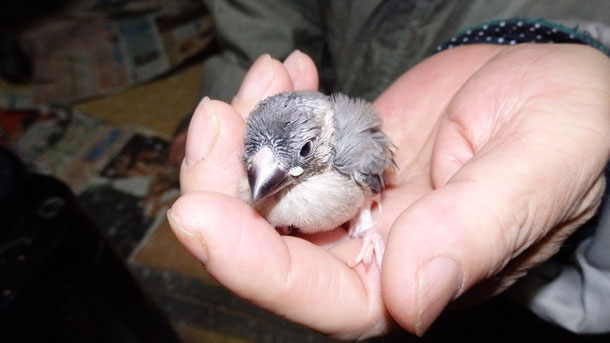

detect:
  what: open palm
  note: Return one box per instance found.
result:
[168,45,610,339]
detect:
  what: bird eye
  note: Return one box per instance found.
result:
[299,140,313,157]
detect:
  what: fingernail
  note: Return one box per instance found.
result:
[415,256,464,336]
[184,97,218,167]
[235,54,275,100]
[167,209,209,264]
[284,49,303,71]
[283,50,305,85]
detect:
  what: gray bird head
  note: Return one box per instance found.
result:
[242,91,336,203]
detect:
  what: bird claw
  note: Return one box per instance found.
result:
[349,229,385,267]
[282,225,296,235]
[347,204,385,267]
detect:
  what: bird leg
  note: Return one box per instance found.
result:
[348,202,385,267]
[278,225,294,235]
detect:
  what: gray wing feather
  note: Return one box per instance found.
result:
[330,93,395,195]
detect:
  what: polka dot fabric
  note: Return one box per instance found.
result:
[437,18,610,56]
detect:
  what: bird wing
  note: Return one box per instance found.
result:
[330,93,395,195]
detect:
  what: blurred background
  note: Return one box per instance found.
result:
[1,1,609,342]
[1,1,320,342]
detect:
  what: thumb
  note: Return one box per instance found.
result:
[382,181,484,336]
[231,54,294,118]
[168,192,389,339]
[382,44,610,336]
[382,137,604,336]
[180,98,246,195]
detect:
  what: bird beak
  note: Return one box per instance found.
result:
[247,146,295,203]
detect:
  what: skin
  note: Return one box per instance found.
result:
[168,45,610,339]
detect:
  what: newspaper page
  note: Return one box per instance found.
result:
[0,0,212,110]
[2,108,179,257]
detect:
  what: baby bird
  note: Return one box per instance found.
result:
[239,91,395,266]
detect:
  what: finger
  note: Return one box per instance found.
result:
[389,44,610,336]
[168,192,389,339]
[283,49,319,91]
[384,127,608,336]
[372,45,505,161]
[231,54,295,118]
[181,97,246,195]
[429,118,474,187]
[432,44,610,188]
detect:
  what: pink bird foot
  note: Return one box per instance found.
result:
[348,205,385,267]
[349,229,385,267]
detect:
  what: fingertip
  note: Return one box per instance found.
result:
[232,54,294,117]
[382,185,496,335]
[235,54,275,101]
[180,98,246,195]
[184,97,218,168]
[169,192,281,264]
[382,219,419,334]
[283,49,319,91]
[414,256,463,336]
[167,207,209,265]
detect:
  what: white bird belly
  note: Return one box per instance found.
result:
[240,171,364,233]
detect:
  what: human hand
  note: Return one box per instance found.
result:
[169,50,395,339]
[167,45,610,339]
[378,43,610,335]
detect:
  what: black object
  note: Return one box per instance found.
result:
[0,148,179,343]
[0,33,32,84]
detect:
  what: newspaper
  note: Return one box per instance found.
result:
[1,0,212,110]
[2,107,180,256]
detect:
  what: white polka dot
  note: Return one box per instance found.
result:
[517,21,523,26]
[498,37,504,43]
[466,30,472,35]
[569,34,575,39]
[552,28,558,33]
[495,28,500,32]
[536,35,542,40]
[463,37,469,42]
[486,36,492,41]
[510,40,516,45]
[451,37,457,42]
[535,23,541,28]
[436,45,442,51]
[478,31,484,36]
[483,24,489,30]
[519,33,525,38]
[448,44,454,49]
[530,27,535,32]
[500,21,506,27]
